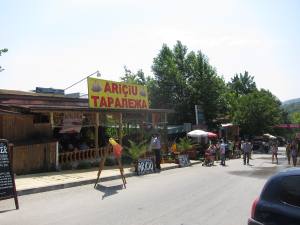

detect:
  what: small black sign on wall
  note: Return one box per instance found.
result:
[137,158,155,175]
[0,139,19,210]
[178,154,191,168]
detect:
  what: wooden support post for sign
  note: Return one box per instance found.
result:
[116,157,126,187]
[49,112,54,129]
[140,112,146,142]
[94,148,108,188]
[94,145,126,189]
[95,112,99,150]
[0,140,19,210]
[163,112,168,149]
[151,112,156,129]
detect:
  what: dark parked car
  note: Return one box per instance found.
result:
[248,168,300,225]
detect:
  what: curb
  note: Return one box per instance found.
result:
[17,161,201,196]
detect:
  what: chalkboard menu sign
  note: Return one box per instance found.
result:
[137,158,155,175]
[0,139,19,210]
[178,154,191,167]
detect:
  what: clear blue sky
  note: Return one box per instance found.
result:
[1,0,299,101]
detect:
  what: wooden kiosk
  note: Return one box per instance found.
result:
[0,79,172,176]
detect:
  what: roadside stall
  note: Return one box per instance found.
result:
[0,80,173,175]
[187,129,218,158]
[219,123,239,142]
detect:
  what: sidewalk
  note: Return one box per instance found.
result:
[15,160,201,196]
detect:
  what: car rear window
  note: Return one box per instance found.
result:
[280,175,300,207]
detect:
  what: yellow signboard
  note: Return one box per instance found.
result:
[88,78,149,109]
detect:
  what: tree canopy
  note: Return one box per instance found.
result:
[232,89,284,136]
[120,66,148,85]
[227,71,257,96]
[120,41,286,136]
[290,112,300,124]
[150,41,227,127]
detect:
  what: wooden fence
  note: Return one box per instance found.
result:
[13,142,57,175]
[13,143,113,174]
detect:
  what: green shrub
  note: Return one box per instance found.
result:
[177,137,193,153]
[125,140,147,161]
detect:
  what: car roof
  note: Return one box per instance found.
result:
[260,168,300,200]
[275,168,300,177]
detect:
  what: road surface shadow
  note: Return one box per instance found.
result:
[228,166,282,180]
[0,209,16,214]
[95,184,125,200]
[254,156,272,160]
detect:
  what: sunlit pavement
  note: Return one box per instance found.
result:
[0,147,297,225]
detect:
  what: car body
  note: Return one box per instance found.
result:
[248,168,300,225]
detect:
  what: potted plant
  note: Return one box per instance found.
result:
[177,137,193,154]
[124,140,147,172]
[176,137,193,166]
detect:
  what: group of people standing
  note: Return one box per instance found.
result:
[286,141,299,167]
[205,139,251,166]
[153,132,299,170]
[242,140,299,167]
[207,139,299,167]
[204,140,227,166]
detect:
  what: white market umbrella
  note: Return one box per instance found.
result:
[187,130,208,138]
[187,129,209,143]
[263,133,277,139]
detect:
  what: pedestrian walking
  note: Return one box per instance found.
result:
[249,140,253,159]
[242,140,251,165]
[150,132,161,170]
[234,140,241,158]
[215,143,220,161]
[211,143,216,165]
[271,143,278,164]
[220,140,226,166]
[286,142,291,165]
[291,142,298,167]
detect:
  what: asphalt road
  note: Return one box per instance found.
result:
[0,148,292,225]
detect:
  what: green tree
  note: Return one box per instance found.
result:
[232,89,283,136]
[121,66,148,85]
[0,48,8,72]
[120,66,158,108]
[151,41,227,127]
[151,42,192,123]
[186,50,228,128]
[228,71,257,96]
[290,112,300,124]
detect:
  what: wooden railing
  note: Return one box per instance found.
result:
[59,146,113,164]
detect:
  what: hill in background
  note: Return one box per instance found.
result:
[282,98,300,106]
[282,98,300,114]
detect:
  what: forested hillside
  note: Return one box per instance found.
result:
[282,100,300,114]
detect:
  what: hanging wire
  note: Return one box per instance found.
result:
[64,70,101,91]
